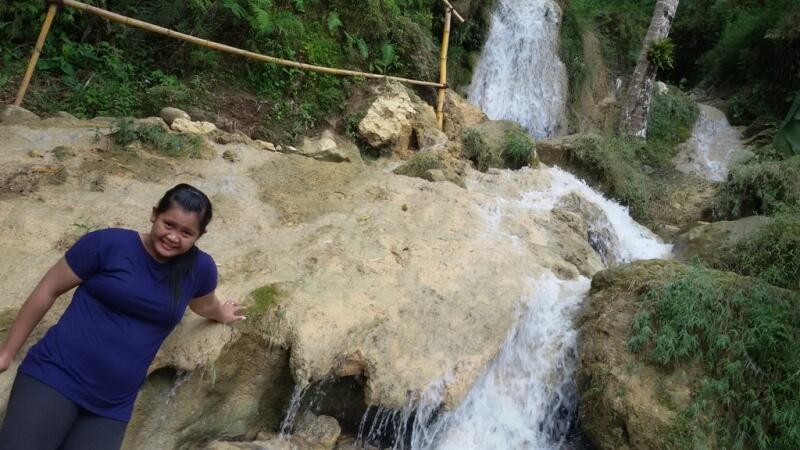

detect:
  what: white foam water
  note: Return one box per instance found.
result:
[467,0,568,138]
[674,103,746,182]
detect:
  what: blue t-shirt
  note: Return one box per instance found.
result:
[19,228,217,422]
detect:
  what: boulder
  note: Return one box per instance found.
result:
[555,192,621,266]
[160,107,191,126]
[299,130,362,163]
[392,148,467,187]
[577,260,707,450]
[255,140,277,152]
[223,149,241,163]
[673,216,772,268]
[442,89,488,141]
[171,118,217,134]
[0,105,40,125]
[357,82,444,156]
[213,130,253,145]
[133,116,169,130]
[291,413,341,450]
[463,120,538,171]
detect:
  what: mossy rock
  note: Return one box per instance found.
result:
[393,150,466,187]
[580,260,800,450]
[462,120,538,171]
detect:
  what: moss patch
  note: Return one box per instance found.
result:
[501,128,538,169]
[246,284,283,321]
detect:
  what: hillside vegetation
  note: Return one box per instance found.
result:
[1,0,493,142]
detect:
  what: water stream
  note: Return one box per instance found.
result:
[673,103,746,182]
[467,0,568,138]
[284,0,674,447]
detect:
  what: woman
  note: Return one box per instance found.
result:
[0,183,244,450]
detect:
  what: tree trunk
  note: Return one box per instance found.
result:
[618,0,679,138]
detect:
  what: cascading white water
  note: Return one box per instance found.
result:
[674,103,746,182]
[467,0,568,138]
[346,166,671,449]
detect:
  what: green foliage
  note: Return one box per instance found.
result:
[715,156,800,219]
[2,0,493,141]
[629,267,800,449]
[563,0,653,73]
[112,119,202,158]
[501,128,537,169]
[462,128,493,172]
[246,283,283,320]
[669,0,800,124]
[731,207,800,290]
[559,4,589,104]
[646,38,675,71]
[568,136,651,219]
[643,86,699,164]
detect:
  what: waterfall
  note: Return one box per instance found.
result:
[467,0,568,139]
[673,103,746,182]
[347,166,670,450]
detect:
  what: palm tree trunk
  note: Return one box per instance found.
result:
[618,0,679,138]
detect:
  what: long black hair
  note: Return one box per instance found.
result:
[154,183,213,305]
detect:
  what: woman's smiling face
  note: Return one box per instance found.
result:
[148,205,203,261]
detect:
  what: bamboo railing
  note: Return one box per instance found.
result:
[15,0,465,130]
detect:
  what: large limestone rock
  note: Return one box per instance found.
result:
[442,89,487,141]
[673,215,771,267]
[0,115,613,447]
[0,105,40,125]
[297,130,362,163]
[357,82,446,156]
[577,260,707,450]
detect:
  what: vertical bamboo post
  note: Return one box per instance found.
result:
[435,7,452,130]
[14,3,59,106]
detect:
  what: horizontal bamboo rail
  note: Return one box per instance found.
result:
[57,0,446,89]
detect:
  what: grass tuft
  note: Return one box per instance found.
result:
[113,119,202,158]
[630,267,800,449]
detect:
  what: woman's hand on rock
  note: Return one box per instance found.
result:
[220,300,246,324]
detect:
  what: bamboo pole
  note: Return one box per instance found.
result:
[440,0,464,23]
[58,0,445,89]
[14,3,59,106]
[435,8,452,130]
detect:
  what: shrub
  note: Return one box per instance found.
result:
[568,136,650,219]
[714,156,800,218]
[462,128,493,172]
[643,86,699,164]
[629,267,800,449]
[501,128,537,169]
[732,207,800,290]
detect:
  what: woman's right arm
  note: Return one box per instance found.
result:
[0,258,82,372]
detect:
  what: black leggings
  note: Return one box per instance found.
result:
[0,373,127,450]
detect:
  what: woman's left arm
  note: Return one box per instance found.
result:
[188,292,246,324]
